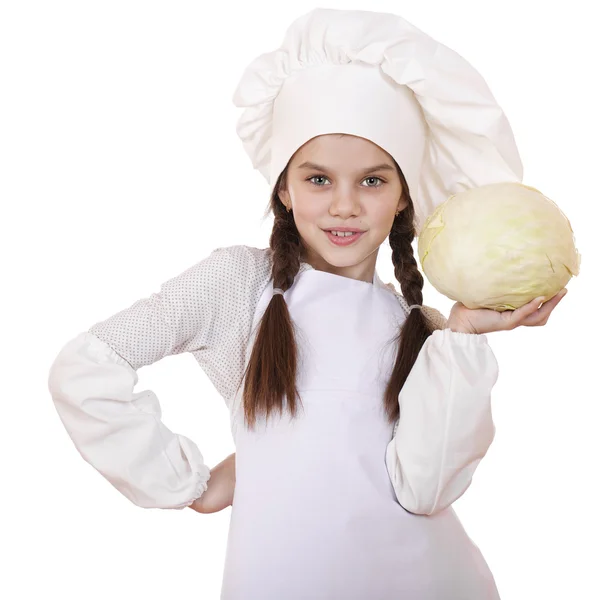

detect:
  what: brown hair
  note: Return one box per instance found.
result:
[239,150,436,431]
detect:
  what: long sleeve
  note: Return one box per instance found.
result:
[48,245,267,510]
[385,327,499,516]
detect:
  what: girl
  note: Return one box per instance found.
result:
[48,8,567,599]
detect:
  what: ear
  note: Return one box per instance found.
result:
[279,188,291,210]
[397,191,409,212]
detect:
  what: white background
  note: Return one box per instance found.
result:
[2,1,598,598]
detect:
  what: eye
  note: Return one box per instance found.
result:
[362,176,385,188]
[307,175,330,186]
[306,175,386,187]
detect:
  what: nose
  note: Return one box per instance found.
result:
[330,186,361,216]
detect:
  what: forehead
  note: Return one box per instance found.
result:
[291,134,393,171]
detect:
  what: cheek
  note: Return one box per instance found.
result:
[371,204,397,227]
[292,201,321,224]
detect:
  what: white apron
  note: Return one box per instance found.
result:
[220,267,500,600]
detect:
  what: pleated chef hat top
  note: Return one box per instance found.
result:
[232,7,524,237]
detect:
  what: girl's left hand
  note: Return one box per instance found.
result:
[447,288,569,335]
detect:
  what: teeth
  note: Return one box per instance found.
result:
[331,231,358,237]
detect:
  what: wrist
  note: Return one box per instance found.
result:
[188,494,206,512]
[445,319,475,334]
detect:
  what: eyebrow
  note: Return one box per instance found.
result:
[296,161,395,174]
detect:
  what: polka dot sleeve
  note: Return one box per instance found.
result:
[48,245,273,509]
[87,244,273,404]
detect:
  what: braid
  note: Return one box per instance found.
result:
[384,184,435,423]
[389,203,424,310]
[241,170,303,430]
[269,198,303,291]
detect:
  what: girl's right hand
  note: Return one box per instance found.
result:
[188,452,236,514]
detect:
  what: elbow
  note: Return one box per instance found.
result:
[385,442,482,517]
[399,457,484,516]
[394,488,448,517]
[385,444,437,515]
[394,483,464,516]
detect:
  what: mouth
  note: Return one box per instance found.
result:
[323,229,366,246]
[322,227,366,233]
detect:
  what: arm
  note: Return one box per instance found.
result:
[48,246,257,510]
[385,326,499,516]
[188,453,236,514]
[48,332,211,509]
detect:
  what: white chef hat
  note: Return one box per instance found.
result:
[232,7,523,237]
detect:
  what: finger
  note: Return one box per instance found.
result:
[529,289,567,312]
[508,295,551,328]
[512,296,547,322]
[521,290,567,326]
[536,289,568,313]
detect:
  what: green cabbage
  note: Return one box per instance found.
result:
[417,182,581,311]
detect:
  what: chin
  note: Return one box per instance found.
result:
[319,246,366,266]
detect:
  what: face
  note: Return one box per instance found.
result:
[279,134,406,283]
